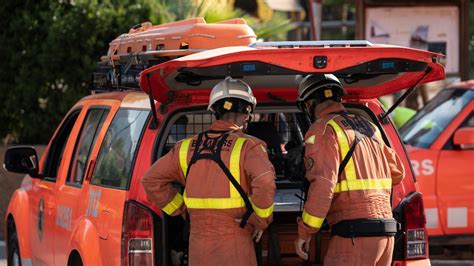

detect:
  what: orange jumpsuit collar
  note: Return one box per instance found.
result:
[210,119,243,132]
[316,103,346,120]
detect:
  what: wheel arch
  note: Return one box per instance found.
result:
[5,189,33,260]
[67,217,103,266]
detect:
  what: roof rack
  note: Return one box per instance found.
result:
[93,17,258,94]
[99,49,206,65]
[249,40,373,48]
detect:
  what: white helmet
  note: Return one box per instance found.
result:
[208,76,257,113]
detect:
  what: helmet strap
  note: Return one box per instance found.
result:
[308,101,318,122]
[300,99,317,122]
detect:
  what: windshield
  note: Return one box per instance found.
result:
[400,89,474,148]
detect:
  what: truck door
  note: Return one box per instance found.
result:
[53,100,119,265]
[30,108,83,265]
[85,107,150,265]
[437,108,474,236]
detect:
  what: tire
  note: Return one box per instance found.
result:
[7,230,21,266]
[67,251,83,266]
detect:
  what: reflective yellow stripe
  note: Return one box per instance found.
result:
[179,138,192,177]
[250,199,274,218]
[183,190,245,209]
[327,120,357,181]
[182,137,249,210]
[162,193,184,215]
[229,138,246,199]
[334,178,392,193]
[305,135,315,144]
[302,211,325,228]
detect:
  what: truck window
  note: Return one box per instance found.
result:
[42,109,82,182]
[443,111,474,150]
[90,109,149,189]
[401,89,474,148]
[66,108,109,186]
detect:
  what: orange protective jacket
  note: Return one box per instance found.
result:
[297,104,405,240]
[142,120,276,265]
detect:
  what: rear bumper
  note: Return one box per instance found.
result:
[429,234,474,246]
[393,259,430,266]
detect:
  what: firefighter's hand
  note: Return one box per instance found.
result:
[294,237,310,260]
[235,218,264,243]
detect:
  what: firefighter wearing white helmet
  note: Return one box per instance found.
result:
[208,76,257,121]
[294,74,404,265]
[142,76,276,265]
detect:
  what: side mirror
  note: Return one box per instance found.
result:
[4,146,40,177]
[453,128,474,150]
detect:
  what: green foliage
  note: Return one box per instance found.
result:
[153,0,295,40]
[0,0,294,144]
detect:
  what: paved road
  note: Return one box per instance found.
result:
[0,239,471,266]
[432,261,474,266]
[0,240,4,266]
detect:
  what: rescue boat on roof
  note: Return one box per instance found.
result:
[102,17,257,62]
[94,17,257,92]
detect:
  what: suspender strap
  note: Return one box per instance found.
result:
[215,155,254,228]
[329,113,377,178]
[182,131,254,228]
[326,114,392,192]
[337,135,360,178]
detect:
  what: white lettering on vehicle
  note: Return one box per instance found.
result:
[86,188,101,218]
[56,205,72,230]
[410,159,434,176]
[421,159,434,175]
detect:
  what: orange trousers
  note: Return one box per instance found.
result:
[188,212,256,266]
[324,235,394,266]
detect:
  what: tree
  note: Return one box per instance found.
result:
[0,0,294,144]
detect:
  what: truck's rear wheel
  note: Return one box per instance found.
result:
[8,230,21,266]
[67,250,83,266]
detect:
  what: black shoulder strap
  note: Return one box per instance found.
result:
[185,131,254,228]
[337,135,361,177]
[335,113,376,177]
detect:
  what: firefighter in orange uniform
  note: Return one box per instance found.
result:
[142,77,276,266]
[293,74,405,265]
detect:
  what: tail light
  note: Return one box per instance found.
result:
[393,192,428,262]
[403,193,428,259]
[121,201,154,266]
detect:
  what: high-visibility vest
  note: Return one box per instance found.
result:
[301,117,392,228]
[180,137,247,209]
[163,135,273,219]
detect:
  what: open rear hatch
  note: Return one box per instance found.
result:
[140,41,445,264]
[139,41,445,105]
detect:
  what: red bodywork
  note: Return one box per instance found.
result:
[5,43,445,265]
